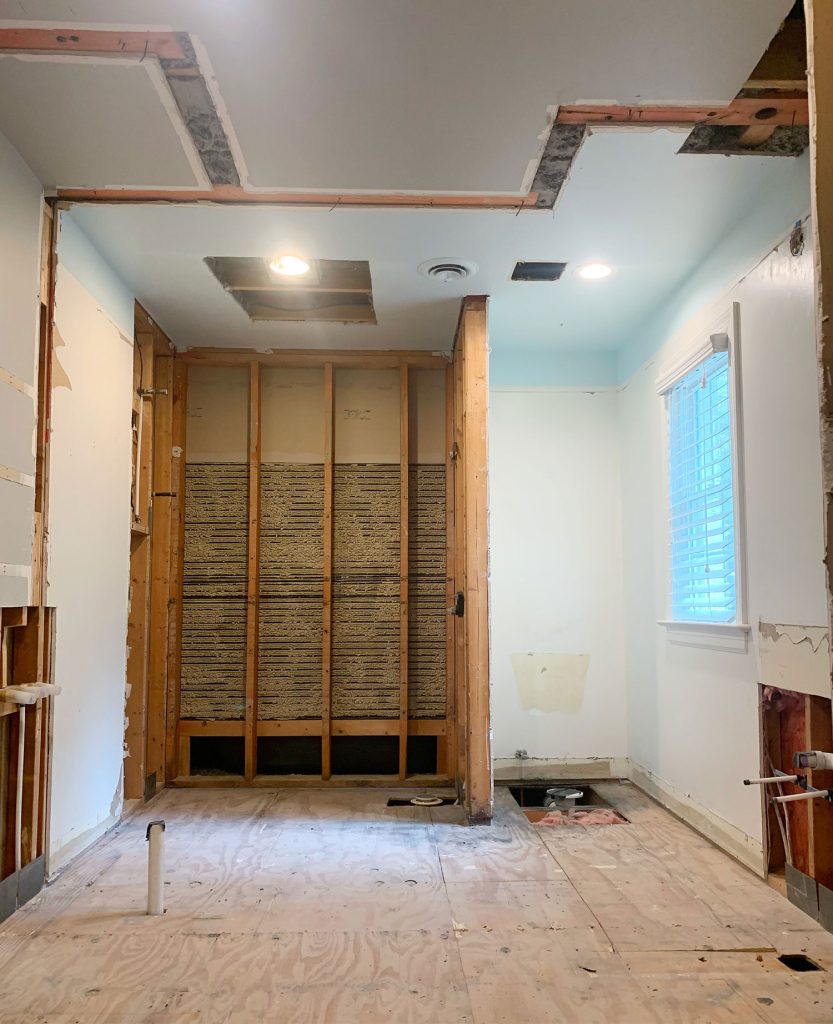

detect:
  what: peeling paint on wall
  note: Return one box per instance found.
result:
[759,621,831,699]
[511,652,589,713]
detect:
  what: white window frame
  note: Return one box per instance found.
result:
[656,302,750,651]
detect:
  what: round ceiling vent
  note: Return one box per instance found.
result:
[418,258,478,282]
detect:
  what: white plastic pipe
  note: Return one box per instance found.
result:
[146,820,166,915]
[772,789,831,804]
[744,774,799,786]
[1,687,38,706]
[796,750,833,772]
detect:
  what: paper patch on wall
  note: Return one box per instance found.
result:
[511,653,589,713]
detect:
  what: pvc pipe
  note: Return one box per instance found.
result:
[146,820,166,915]
[744,775,799,786]
[795,750,833,772]
[15,705,24,874]
[1,687,38,706]
[772,790,831,804]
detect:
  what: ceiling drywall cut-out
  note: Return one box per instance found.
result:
[0,0,797,199]
[63,130,810,359]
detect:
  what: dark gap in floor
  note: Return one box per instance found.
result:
[778,953,823,972]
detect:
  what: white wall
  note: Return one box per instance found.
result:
[47,214,134,870]
[620,224,825,872]
[489,389,627,770]
[0,129,42,606]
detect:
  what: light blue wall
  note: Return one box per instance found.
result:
[57,212,134,336]
[617,152,811,384]
[490,347,618,388]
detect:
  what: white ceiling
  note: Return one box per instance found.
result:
[0,0,794,193]
[65,129,810,356]
[0,56,205,189]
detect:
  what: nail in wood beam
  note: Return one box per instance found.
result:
[244,361,261,782]
[321,364,335,780]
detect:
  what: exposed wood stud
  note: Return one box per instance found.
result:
[443,362,457,778]
[165,361,188,782]
[399,365,409,780]
[321,363,335,780]
[244,361,262,782]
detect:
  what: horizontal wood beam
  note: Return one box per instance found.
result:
[556,97,808,127]
[0,28,186,59]
[55,186,539,209]
[178,349,450,368]
[177,718,447,737]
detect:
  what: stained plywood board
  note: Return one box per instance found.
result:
[0,57,203,189]
[261,367,325,463]
[408,369,446,465]
[186,365,249,462]
[334,369,399,464]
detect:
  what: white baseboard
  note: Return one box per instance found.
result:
[628,760,765,876]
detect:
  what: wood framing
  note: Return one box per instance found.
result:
[399,365,409,779]
[452,298,492,822]
[161,347,473,785]
[321,363,335,779]
[244,361,261,780]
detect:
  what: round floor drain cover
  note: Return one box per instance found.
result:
[410,796,444,806]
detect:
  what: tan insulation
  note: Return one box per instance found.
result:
[258,464,324,719]
[408,465,446,718]
[332,463,400,717]
[181,463,248,719]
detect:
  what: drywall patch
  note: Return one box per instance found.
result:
[511,653,589,713]
[531,123,586,209]
[759,622,831,699]
[679,124,809,157]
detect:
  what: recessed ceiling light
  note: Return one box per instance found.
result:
[270,255,310,276]
[576,262,613,281]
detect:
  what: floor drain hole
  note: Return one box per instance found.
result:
[778,953,822,972]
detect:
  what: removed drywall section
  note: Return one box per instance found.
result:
[621,220,824,871]
[0,127,42,606]
[47,240,134,870]
[489,388,626,762]
[759,623,831,700]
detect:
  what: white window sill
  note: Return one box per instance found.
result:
[657,620,751,653]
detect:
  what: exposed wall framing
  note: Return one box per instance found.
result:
[0,606,55,922]
[164,347,468,786]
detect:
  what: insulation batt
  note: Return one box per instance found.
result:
[535,808,625,827]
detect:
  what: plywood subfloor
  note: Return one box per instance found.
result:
[2,783,833,1023]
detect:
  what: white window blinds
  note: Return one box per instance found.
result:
[666,349,736,623]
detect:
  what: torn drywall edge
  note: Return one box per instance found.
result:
[494,756,629,781]
[758,621,831,699]
[629,760,765,877]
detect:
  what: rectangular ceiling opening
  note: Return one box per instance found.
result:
[511,261,567,282]
[205,256,376,323]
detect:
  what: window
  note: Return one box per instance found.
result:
[656,305,745,636]
[666,349,736,623]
